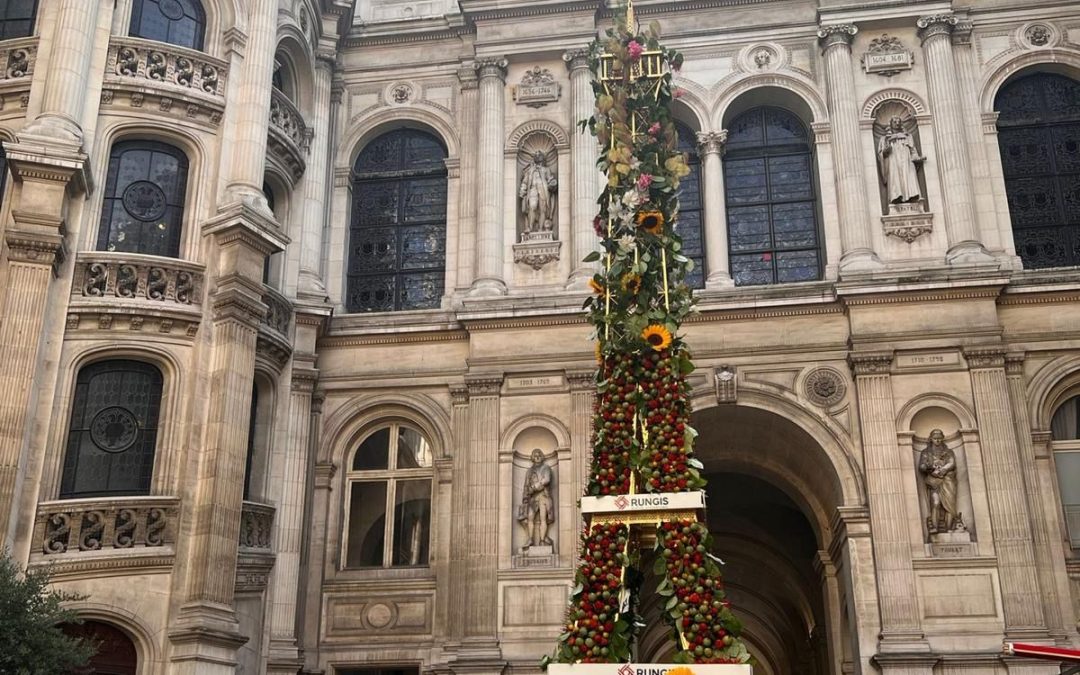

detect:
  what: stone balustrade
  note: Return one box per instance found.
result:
[0,38,35,82]
[239,500,275,551]
[267,88,310,179]
[73,251,204,306]
[35,496,180,555]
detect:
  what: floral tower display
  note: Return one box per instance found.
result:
[544,1,752,670]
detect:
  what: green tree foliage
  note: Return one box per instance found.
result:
[0,555,96,674]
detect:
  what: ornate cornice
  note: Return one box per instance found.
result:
[563,48,590,73]
[696,130,727,158]
[4,229,64,266]
[849,351,894,376]
[817,24,857,50]
[917,14,958,43]
[465,374,503,396]
[964,346,1006,370]
[474,57,508,82]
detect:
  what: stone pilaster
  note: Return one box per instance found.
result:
[468,58,509,297]
[818,24,881,273]
[848,352,926,652]
[224,0,279,210]
[450,376,506,674]
[447,385,471,642]
[696,131,733,287]
[456,65,480,291]
[832,507,881,675]
[567,371,595,556]
[917,14,991,264]
[296,54,334,299]
[965,347,1047,637]
[301,411,331,674]
[564,49,601,289]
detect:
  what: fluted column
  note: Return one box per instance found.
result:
[1004,354,1067,639]
[849,352,926,650]
[297,56,334,298]
[917,14,991,264]
[818,24,881,273]
[567,371,595,557]
[224,0,278,209]
[20,0,101,144]
[456,66,480,291]
[447,386,471,641]
[300,399,330,674]
[697,131,732,287]
[469,58,509,297]
[965,348,1047,636]
[565,49,601,289]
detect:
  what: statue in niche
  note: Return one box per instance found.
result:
[519,151,558,236]
[918,429,966,535]
[877,115,925,205]
[517,448,554,551]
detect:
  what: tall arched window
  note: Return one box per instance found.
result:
[1052,394,1080,547]
[347,129,447,313]
[98,141,189,258]
[724,106,822,286]
[995,73,1080,269]
[61,360,163,499]
[0,0,36,40]
[129,0,205,50]
[675,123,704,290]
[344,423,433,568]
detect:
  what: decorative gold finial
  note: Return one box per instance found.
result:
[625,0,636,34]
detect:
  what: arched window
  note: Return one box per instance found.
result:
[1053,395,1080,547]
[344,423,433,568]
[98,141,189,258]
[995,73,1080,270]
[675,123,704,289]
[62,620,138,674]
[129,0,205,50]
[61,360,163,499]
[0,0,37,40]
[724,106,821,286]
[347,129,448,313]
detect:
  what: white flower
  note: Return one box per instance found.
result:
[617,235,636,253]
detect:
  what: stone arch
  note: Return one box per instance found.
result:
[713,71,829,130]
[500,412,570,451]
[980,46,1080,114]
[862,88,928,119]
[320,392,452,466]
[506,119,569,152]
[66,601,159,673]
[274,29,313,108]
[896,392,977,432]
[668,80,710,133]
[338,105,460,170]
[1029,355,1080,431]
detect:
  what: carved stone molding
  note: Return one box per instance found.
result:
[963,347,1006,370]
[917,14,958,43]
[562,48,589,72]
[849,351,894,375]
[514,66,560,107]
[1004,352,1025,376]
[267,88,310,181]
[817,24,858,50]
[861,34,914,77]
[862,89,927,119]
[882,209,934,243]
[696,130,727,157]
[450,386,470,406]
[465,375,504,396]
[804,367,848,407]
[239,501,275,550]
[34,496,179,557]
[75,252,203,305]
[475,57,508,81]
[4,229,64,266]
[714,366,737,404]
[513,236,561,270]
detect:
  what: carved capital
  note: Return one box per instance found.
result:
[457,65,478,91]
[562,48,590,73]
[450,386,469,406]
[849,351,894,376]
[917,14,958,43]
[964,347,1006,370]
[817,24,858,50]
[952,20,974,46]
[314,462,337,489]
[291,365,319,393]
[714,366,737,404]
[696,130,727,158]
[465,375,503,396]
[4,228,64,266]
[1004,351,1025,376]
[566,370,596,392]
[474,57,509,82]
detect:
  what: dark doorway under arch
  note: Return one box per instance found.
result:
[63,620,138,675]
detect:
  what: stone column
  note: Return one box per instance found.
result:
[817,24,881,273]
[266,361,318,674]
[696,131,732,287]
[564,49,601,289]
[296,54,334,299]
[301,412,331,674]
[917,14,991,264]
[450,376,506,673]
[848,353,926,652]
[834,507,881,675]
[224,0,278,210]
[455,66,480,291]
[965,348,1047,637]
[447,386,470,642]
[567,371,595,557]
[468,58,509,297]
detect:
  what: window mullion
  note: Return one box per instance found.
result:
[383,478,396,567]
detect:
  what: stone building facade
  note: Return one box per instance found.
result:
[1,0,1080,673]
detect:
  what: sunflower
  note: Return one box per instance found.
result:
[636,210,665,235]
[642,324,672,351]
[668,668,695,675]
[588,277,605,295]
[621,272,642,295]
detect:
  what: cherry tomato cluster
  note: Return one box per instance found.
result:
[637,349,696,493]
[558,523,632,662]
[588,353,635,496]
[659,520,744,663]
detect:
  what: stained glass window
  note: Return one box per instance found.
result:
[60,360,162,499]
[129,0,205,51]
[347,129,447,312]
[97,141,189,258]
[724,106,822,286]
[0,0,36,40]
[995,73,1080,270]
[675,123,705,289]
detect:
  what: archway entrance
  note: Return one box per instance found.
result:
[63,620,138,675]
[638,403,857,674]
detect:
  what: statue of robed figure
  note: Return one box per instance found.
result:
[877,115,925,204]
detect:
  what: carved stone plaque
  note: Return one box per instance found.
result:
[513,66,561,107]
[861,35,913,76]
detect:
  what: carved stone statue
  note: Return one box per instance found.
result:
[877,115,924,204]
[519,151,557,235]
[918,429,964,535]
[517,448,554,550]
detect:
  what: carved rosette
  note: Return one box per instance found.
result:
[804,367,847,407]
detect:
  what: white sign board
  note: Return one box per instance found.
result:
[580,491,705,515]
[548,664,752,675]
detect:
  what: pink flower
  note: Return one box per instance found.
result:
[636,174,653,190]
[593,215,604,237]
[673,87,685,99]
[627,41,643,60]
[648,122,661,136]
